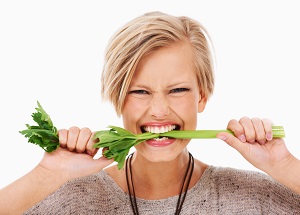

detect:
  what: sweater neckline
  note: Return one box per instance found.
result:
[99,165,215,204]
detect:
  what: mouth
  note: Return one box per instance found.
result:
[140,124,179,146]
[141,124,180,133]
[141,124,180,141]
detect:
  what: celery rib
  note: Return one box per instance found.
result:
[160,126,285,139]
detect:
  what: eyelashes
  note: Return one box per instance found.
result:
[128,90,150,95]
[128,88,190,100]
[169,88,190,94]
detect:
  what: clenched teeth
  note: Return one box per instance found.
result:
[153,137,168,141]
[143,125,176,134]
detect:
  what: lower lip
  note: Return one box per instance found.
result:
[145,138,176,147]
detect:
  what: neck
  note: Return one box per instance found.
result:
[129,150,192,199]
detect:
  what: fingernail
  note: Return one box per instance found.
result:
[259,141,266,145]
[239,135,246,142]
[266,133,273,141]
[217,135,226,141]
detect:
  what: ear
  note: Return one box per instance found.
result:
[198,96,207,113]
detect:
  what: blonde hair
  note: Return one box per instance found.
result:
[101,11,215,116]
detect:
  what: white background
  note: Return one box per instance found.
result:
[1,0,299,188]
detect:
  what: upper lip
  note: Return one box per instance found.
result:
[141,123,180,134]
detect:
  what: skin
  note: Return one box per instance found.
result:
[122,42,206,162]
[1,42,300,214]
[106,43,208,199]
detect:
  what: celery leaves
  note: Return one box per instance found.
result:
[19,101,59,152]
[93,126,160,169]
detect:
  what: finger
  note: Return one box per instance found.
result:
[217,132,247,154]
[239,117,256,143]
[67,126,80,151]
[76,127,92,153]
[58,129,68,148]
[251,117,266,144]
[227,119,246,143]
[262,118,273,141]
[86,131,99,156]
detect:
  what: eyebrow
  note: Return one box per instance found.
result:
[128,84,150,89]
[130,81,192,89]
[167,81,192,88]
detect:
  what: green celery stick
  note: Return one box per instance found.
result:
[160,126,285,139]
[94,125,285,169]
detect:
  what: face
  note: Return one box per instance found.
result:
[122,42,207,162]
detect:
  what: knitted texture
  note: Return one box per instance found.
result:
[24,166,300,214]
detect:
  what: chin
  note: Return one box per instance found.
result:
[135,141,188,163]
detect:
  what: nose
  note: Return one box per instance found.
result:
[148,93,170,118]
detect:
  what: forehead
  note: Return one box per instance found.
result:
[131,43,196,85]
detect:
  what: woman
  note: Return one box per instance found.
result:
[1,11,300,214]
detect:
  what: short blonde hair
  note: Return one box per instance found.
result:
[101,11,215,116]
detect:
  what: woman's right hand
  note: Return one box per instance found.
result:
[0,127,114,215]
[39,126,114,183]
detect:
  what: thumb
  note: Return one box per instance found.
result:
[217,132,248,155]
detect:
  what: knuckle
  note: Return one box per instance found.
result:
[227,119,238,129]
[228,119,237,125]
[239,116,250,124]
[58,128,67,133]
[58,129,68,137]
[69,126,80,133]
[58,129,68,143]
[81,127,91,135]
[251,117,261,123]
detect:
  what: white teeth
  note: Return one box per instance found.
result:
[154,137,168,141]
[143,125,176,134]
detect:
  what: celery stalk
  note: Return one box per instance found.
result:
[94,125,285,169]
[161,126,285,139]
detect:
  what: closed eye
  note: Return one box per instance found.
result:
[169,88,190,93]
[168,87,190,98]
[128,90,150,95]
[128,89,151,100]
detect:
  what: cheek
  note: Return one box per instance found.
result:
[171,94,199,128]
[122,98,146,131]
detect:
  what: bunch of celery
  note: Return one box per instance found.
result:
[20,102,285,169]
[19,101,59,152]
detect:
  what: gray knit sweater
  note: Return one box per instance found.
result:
[24,166,300,214]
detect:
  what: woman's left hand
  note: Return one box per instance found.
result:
[217,117,293,175]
